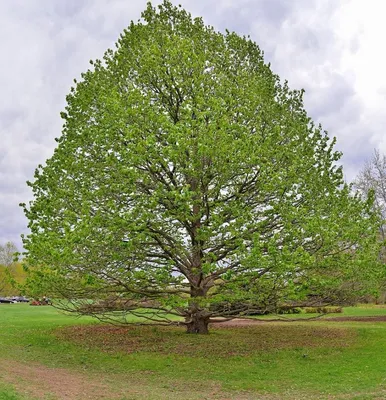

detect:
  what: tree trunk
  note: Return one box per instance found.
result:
[186,314,209,334]
[185,284,210,334]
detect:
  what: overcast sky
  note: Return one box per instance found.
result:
[1,0,386,249]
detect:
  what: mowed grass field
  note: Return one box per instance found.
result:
[1,305,386,399]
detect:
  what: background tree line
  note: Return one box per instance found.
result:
[354,150,386,303]
[0,241,27,296]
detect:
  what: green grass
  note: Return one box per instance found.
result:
[2,304,386,399]
[0,383,25,400]
[341,304,386,316]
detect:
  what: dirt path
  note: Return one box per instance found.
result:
[213,315,386,327]
[0,360,124,400]
[0,359,259,400]
[211,318,268,327]
[325,315,386,322]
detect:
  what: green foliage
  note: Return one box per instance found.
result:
[0,241,24,296]
[0,263,27,296]
[22,1,382,332]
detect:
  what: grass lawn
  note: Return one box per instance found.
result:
[1,304,386,399]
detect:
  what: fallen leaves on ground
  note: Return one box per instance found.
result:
[55,323,356,358]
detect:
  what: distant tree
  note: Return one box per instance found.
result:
[354,149,386,301]
[22,1,381,333]
[354,149,386,241]
[0,268,7,295]
[0,241,19,295]
[0,241,18,267]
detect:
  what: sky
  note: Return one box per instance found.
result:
[1,0,386,249]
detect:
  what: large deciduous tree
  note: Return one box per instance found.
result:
[22,1,381,333]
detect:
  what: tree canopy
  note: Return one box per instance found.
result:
[22,1,381,333]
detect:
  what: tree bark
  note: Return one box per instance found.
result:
[185,172,209,334]
[185,284,210,334]
[185,314,209,334]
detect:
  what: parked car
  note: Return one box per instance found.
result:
[11,296,29,303]
[0,297,17,303]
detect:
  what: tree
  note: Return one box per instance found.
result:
[354,149,386,301]
[0,241,18,267]
[22,1,381,333]
[0,241,19,295]
[354,149,386,240]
